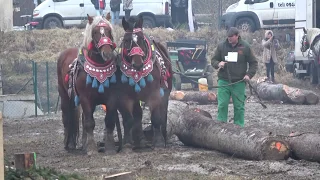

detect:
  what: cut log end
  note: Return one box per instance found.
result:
[262,140,290,160]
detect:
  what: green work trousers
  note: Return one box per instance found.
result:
[217,79,246,127]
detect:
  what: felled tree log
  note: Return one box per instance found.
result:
[169,91,217,104]
[256,82,319,105]
[288,132,320,162]
[143,101,290,160]
[173,107,289,160]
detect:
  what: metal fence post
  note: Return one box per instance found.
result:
[46,62,50,114]
[32,61,38,117]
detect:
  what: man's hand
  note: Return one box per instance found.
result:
[218,61,227,69]
[243,75,251,82]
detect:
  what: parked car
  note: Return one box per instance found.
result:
[30,0,172,29]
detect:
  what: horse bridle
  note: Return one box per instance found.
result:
[89,21,116,54]
[122,28,149,60]
[300,33,310,57]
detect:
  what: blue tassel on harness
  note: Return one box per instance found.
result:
[139,77,146,88]
[129,77,135,86]
[86,74,92,85]
[147,74,154,82]
[74,95,80,106]
[92,77,98,88]
[121,73,128,83]
[98,83,104,93]
[103,79,110,88]
[160,88,164,97]
[135,83,141,93]
[110,74,116,83]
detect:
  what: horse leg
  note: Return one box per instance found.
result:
[149,96,165,148]
[103,108,119,155]
[81,101,97,155]
[131,101,151,150]
[160,89,170,147]
[117,98,135,150]
[80,112,87,150]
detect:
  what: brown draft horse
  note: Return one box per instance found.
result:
[107,15,173,149]
[57,14,122,155]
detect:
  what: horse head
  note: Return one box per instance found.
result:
[83,13,116,63]
[121,15,150,71]
[301,27,310,52]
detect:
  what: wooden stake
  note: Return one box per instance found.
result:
[14,152,36,170]
[0,112,3,180]
[102,171,132,180]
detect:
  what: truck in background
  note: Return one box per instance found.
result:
[220,0,295,32]
[292,0,320,84]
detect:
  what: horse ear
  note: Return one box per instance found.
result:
[136,15,143,28]
[87,14,93,24]
[303,27,307,34]
[105,12,111,21]
[122,17,129,31]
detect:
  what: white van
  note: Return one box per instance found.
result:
[220,0,295,32]
[31,0,171,29]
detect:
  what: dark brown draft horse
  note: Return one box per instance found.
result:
[110,15,173,149]
[57,14,122,155]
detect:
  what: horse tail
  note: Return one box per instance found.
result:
[57,48,80,150]
[115,110,122,153]
[70,97,81,147]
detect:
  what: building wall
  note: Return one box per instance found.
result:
[0,0,13,32]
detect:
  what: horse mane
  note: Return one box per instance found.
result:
[81,16,114,49]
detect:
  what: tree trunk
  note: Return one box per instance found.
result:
[169,91,217,104]
[174,108,290,160]
[143,100,290,161]
[256,82,319,105]
[288,132,320,162]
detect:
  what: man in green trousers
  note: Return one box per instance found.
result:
[211,27,258,127]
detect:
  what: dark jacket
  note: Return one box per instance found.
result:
[211,37,258,82]
[91,0,106,10]
[110,0,121,11]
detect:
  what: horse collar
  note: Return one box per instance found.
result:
[77,48,117,93]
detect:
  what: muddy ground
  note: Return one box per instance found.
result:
[4,96,320,180]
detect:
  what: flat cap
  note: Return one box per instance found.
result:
[227,27,239,37]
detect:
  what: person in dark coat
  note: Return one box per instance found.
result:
[91,0,106,16]
[110,0,121,25]
[122,0,133,21]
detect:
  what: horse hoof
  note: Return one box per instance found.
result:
[87,150,98,156]
[122,143,133,153]
[105,149,117,155]
[97,141,105,147]
[98,147,105,153]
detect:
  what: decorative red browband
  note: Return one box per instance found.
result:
[97,22,108,27]
[133,28,142,33]
[128,47,145,56]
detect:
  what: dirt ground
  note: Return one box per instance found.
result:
[4,96,320,180]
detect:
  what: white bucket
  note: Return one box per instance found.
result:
[198,78,208,91]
